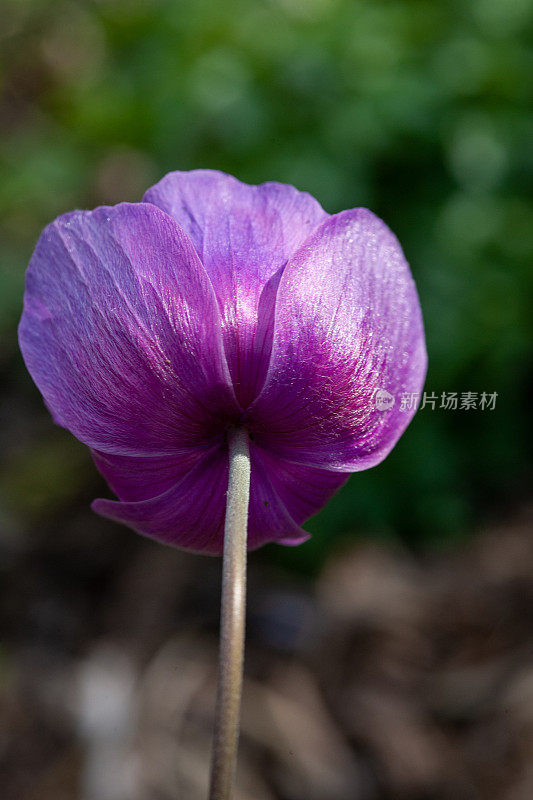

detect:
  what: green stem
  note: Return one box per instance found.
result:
[209,427,250,800]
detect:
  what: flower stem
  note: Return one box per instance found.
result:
[209,427,250,800]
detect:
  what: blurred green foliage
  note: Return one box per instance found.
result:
[1,0,531,568]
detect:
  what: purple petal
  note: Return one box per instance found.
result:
[92,443,313,554]
[252,446,349,528]
[91,449,207,502]
[92,447,230,554]
[19,203,239,457]
[247,449,309,549]
[247,209,427,470]
[144,170,328,406]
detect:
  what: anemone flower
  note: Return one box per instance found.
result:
[19,169,426,800]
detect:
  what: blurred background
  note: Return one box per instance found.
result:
[1,0,532,798]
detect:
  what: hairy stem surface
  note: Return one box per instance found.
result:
[209,427,250,800]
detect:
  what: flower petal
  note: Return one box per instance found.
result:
[92,447,230,554]
[247,449,309,549]
[251,446,349,528]
[19,203,239,457]
[91,449,207,502]
[144,170,328,406]
[92,443,312,554]
[248,209,427,471]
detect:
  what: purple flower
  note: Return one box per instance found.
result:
[18,170,426,554]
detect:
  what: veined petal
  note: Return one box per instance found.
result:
[248,209,427,471]
[247,450,309,550]
[93,443,312,554]
[92,447,230,554]
[144,170,328,406]
[91,449,208,502]
[251,446,349,527]
[19,203,239,457]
